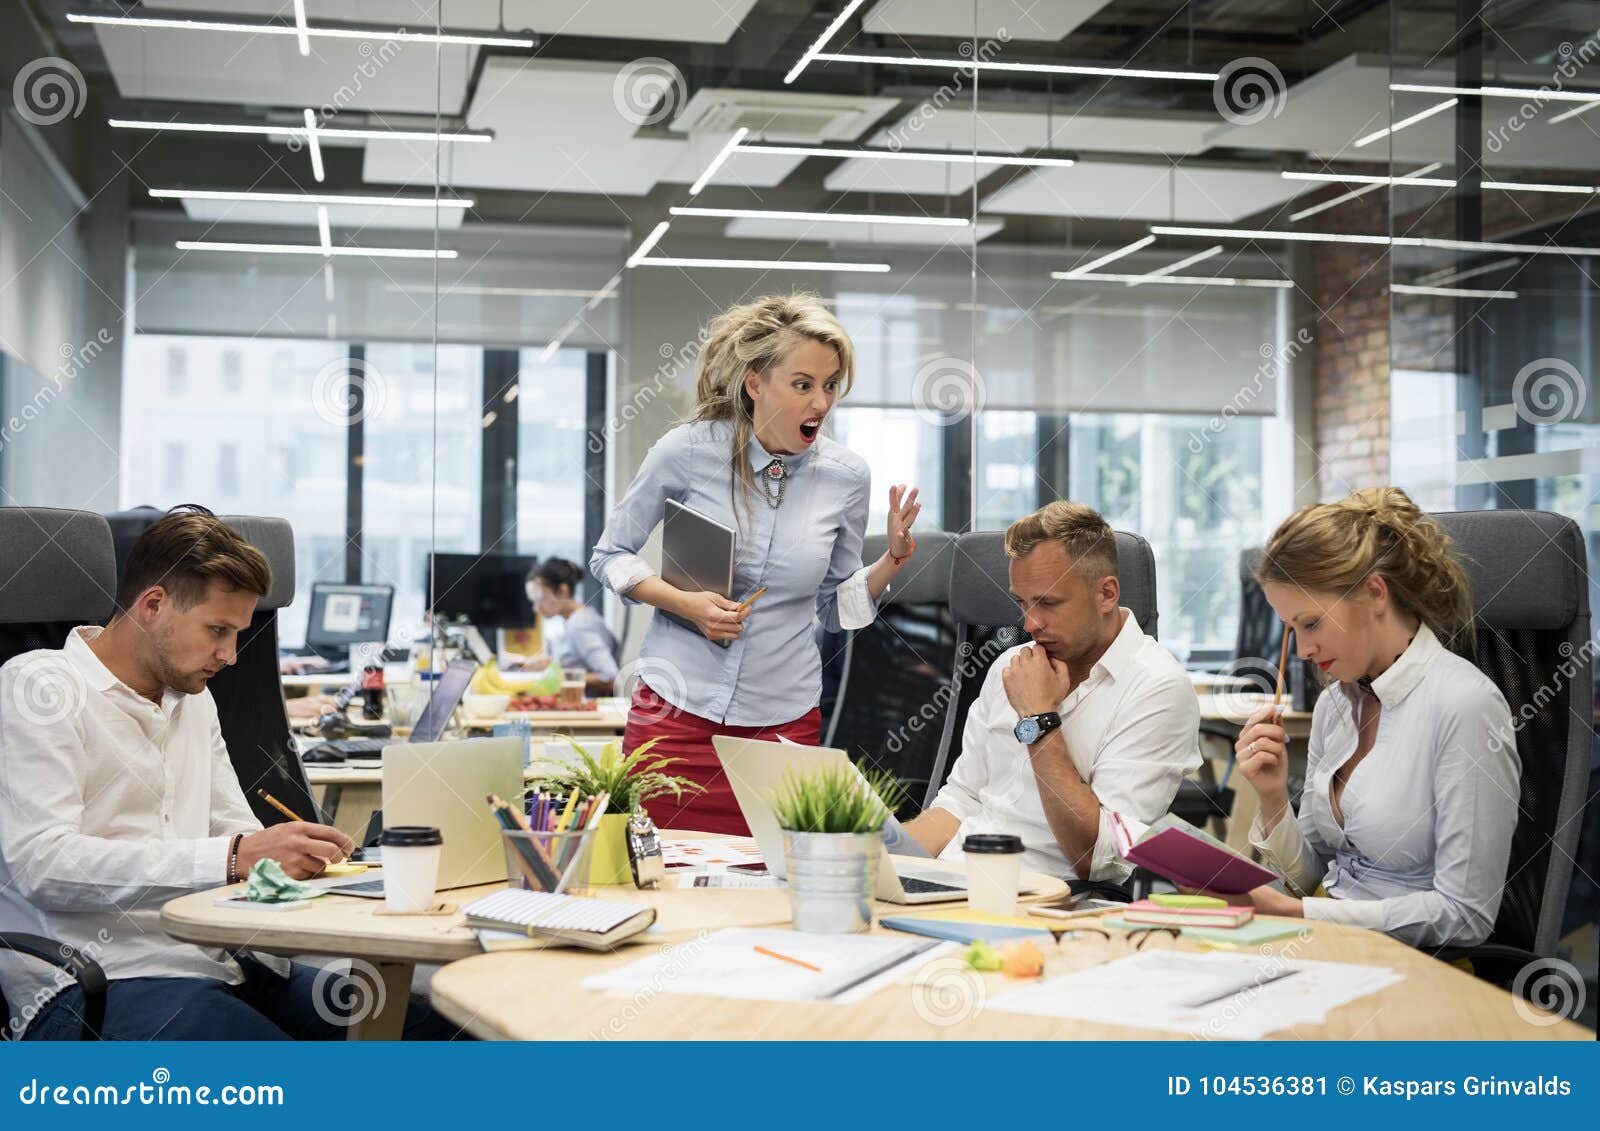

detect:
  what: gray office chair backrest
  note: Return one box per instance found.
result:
[207,515,317,826]
[0,506,116,645]
[1430,509,1590,958]
[924,528,1158,808]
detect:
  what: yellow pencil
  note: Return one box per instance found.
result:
[1272,624,1291,708]
[555,789,582,832]
[736,586,767,610]
[256,789,303,822]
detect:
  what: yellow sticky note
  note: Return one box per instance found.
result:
[322,862,367,878]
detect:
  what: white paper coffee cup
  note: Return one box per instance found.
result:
[379,826,443,912]
[963,833,1024,917]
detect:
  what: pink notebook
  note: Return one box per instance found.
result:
[1109,813,1278,894]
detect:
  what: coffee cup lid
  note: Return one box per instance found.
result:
[963,833,1023,855]
[380,825,442,847]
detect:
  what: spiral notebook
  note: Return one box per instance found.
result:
[464,890,656,951]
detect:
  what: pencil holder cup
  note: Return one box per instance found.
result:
[500,828,597,895]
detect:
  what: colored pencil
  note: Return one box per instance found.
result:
[1272,623,1291,708]
[736,587,767,610]
[256,789,303,822]
[754,945,822,973]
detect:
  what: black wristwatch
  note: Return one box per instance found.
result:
[1013,711,1062,746]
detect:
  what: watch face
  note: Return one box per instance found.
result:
[1014,717,1041,744]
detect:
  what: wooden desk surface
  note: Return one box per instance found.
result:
[430,912,1589,1042]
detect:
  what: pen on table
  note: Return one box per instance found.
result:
[754,945,822,973]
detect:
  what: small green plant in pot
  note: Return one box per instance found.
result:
[769,765,908,934]
[533,737,703,885]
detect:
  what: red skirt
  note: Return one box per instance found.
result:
[622,682,821,837]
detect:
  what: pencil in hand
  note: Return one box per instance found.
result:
[736,586,767,611]
[1272,623,1291,709]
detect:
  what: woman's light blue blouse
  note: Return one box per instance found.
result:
[590,420,876,726]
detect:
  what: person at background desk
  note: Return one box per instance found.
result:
[506,557,620,697]
[1218,487,1517,948]
[590,293,921,835]
[0,506,457,1040]
[902,502,1200,881]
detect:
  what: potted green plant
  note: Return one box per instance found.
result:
[533,737,703,885]
[768,765,908,934]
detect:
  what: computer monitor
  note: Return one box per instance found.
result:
[305,582,394,650]
[426,552,538,630]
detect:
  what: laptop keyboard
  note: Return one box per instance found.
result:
[324,878,386,897]
[315,738,386,759]
[899,875,966,895]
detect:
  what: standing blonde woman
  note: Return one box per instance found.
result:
[590,294,921,835]
[1221,487,1519,948]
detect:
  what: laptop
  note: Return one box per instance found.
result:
[711,736,971,905]
[320,736,525,898]
[311,656,478,762]
[658,499,735,641]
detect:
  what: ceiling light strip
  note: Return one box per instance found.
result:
[688,127,749,197]
[110,118,492,143]
[175,240,456,259]
[634,256,891,272]
[1134,244,1222,282]
[1284,169,1594,195]
[1286,162,1444,222]
[149,188,476,208]
[1392,283,1518,300]
[291,0,310,55]
[1049,270,1292,289]
[66,12,535,48]
[303,109,325,181]
[812,51,1218,83]
[738,142,1074,168]
[1353,98,1456,147]
[1057,235,1155,277]
[316,206,331,253]
[670,205,968,226]
[1415,255,1521,287]
[783,0,871,85]
[1391,82,1600,104]
[625,221,671,268]
[1151,223,1600,256]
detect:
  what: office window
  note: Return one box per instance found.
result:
[829,407,945,534]
[165,346,187,395]
[362,342,484,636]
[515,348,589,568]
[122,335,351,647]
[221,349,243,395]
[973,411,1038,531]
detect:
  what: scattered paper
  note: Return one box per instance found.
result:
[661,836,766,869]
[986,951,1403,1039]
[583,928,950,1005]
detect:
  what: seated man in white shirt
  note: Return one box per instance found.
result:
[904,501,1200,881]
[0,506,459,1040]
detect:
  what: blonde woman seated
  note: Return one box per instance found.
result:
[1224,487,1518,949]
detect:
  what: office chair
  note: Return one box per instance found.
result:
[210,515,321,827]
[1423,510,1592,995]
[824,532,958,816]
[924,530,1159,901]
[0,507,114,1039]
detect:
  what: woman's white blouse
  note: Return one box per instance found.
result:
[1249,622,1520,947]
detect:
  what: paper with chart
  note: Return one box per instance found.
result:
[661,836,767,871]
[582,928,951,1005]
[985,951,1403,1039]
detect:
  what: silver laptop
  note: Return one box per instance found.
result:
[321,737,524,897]
[711,736,970,905]
[659,499,735,640]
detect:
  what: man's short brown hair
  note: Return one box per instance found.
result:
[116,506,272,614]
[1004,500,1119,580]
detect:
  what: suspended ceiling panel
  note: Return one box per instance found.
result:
[94,23,474,113]
[861,0,1115,42]
[150,0,761,43]
[1204,54,1600,172]
[983,161,1309,222]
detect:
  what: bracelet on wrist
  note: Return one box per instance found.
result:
[227,834,243,884]
[889,534,917,566]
